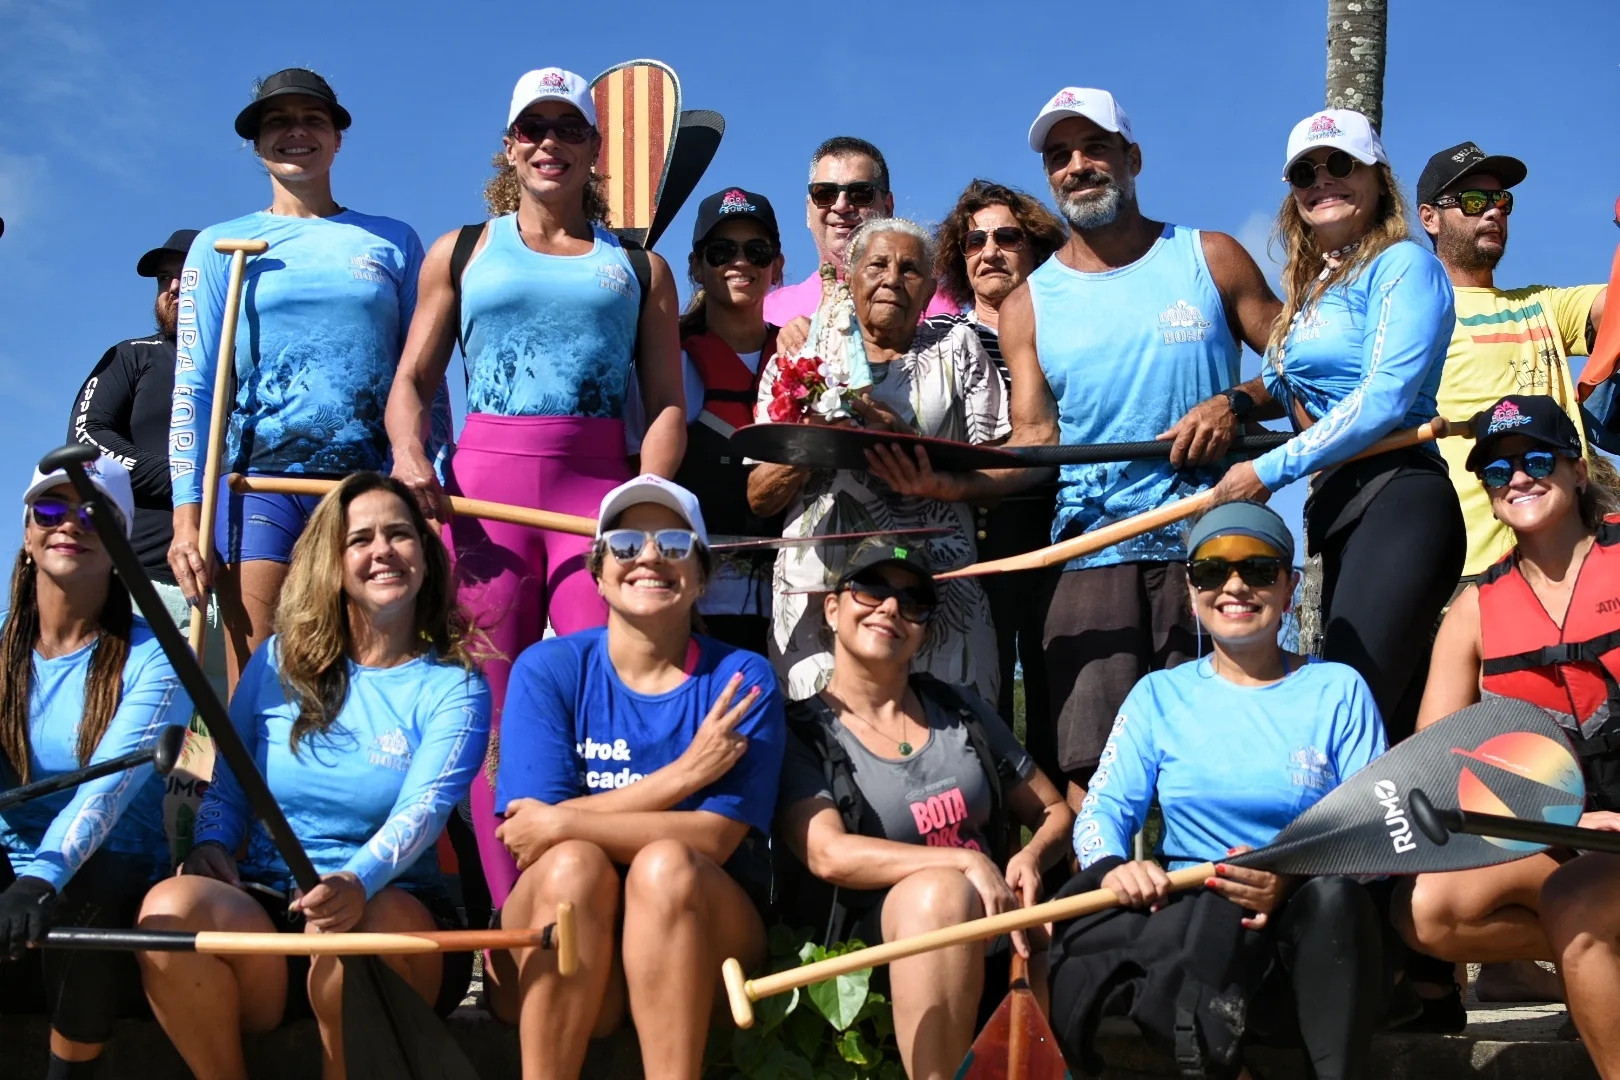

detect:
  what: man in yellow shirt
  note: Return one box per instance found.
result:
[1418,142,1609,578]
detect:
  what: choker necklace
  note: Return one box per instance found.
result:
[1323,239,1362,262]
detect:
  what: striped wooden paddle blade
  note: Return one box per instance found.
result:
[955,958,1071,1080]
[591,60,681,246]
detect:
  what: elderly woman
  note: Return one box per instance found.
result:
[927,180,1067,781]
[777,537,1072,1080]
[747,217,1007,702]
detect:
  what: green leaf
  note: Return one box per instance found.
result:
[807,966,870,1031]
[876,1061,907,1080]
[777,1053,817,1080]
[754,983,799,1034]
[799,940,829,965]
[785,1005,826,1062]
[835,1028,876,1066]
[731,1026,769,1073]
[767,923,801,959]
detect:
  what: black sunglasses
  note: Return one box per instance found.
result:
[1480,449,1560,489]
[1434,189,1514,217]
[1187,556,1285,591]
[509,117,594,146]
[1286,149,1359,190]
[843,575,935,624]
[701,238,779,268]
[808,181,884,209]
[29,497,97,534]
[962,226,1026,255]
[601,528,700,564]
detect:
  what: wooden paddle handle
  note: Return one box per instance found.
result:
[226,475,599,538]
[555,901,578,976]
[190,240,267,655]
[723,863,1216,1028]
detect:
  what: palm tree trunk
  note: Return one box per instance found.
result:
[1325,0,1388,129]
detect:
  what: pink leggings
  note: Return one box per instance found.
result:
[444,414,629,906]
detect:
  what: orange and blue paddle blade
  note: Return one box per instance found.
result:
[590,60,680,246]
[956,963,1071,1080]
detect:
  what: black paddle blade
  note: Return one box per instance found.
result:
[730,423,1022,472]
[153,723,188,776]
[342,956,478,1080]
[1233,698,1583,876]
[645,109,725,250]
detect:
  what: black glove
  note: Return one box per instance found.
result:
[0,875,58,960]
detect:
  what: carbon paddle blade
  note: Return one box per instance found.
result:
[342,956,478,1080]
[709,526,951,552]
[1234,698,1583,876]
[731,423,1022,472]
[590,60,681,246]
[955,961,1071,1080]
[645,109,725,250]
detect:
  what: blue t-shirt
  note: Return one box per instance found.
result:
[0,618,191,889]
[496,629,785,839]
[194,639,490,898]
[1256,240,1455,491]
[170,210,426,505]
[1074,657,1387,871]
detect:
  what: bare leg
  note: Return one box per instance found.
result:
[136,877,288,1080]
[1395,854,1561,962]
[215,558,288,694]
[1473,960,1563,1003]
[487,840,623,1080]
[1542,854,1620,1079]
[48,1031,102,1063]
[882,868,988,1080]
[619,839,767,1080]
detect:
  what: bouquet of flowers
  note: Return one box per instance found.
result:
[768,263,873,423]
[767,355,850,422]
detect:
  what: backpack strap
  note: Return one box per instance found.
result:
[614,233,654,359]
[448,223,486,361]
[784,698,872,945]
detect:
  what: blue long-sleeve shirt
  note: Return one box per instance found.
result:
[0,618,191,889]
[1255,240,1454,491]
[1074,657,1386,871]
[194,639,490,898]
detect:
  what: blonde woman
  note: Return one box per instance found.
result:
[137,472,490,1080]
[1210,108,1463,745]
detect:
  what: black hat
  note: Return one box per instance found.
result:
[1416,142,1528,206]
[692,188,780,247]
[136,229,199,277]
[836,535,937,601]
[1464,395,1582,472]
[234,68,352,140]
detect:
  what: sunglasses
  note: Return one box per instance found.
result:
[808,181,884,209]
[1187,556,1285,591]
[1480,449,1560,489]
[1286,149,1359,190]
[701,238,779,268]
[29,497,97,533]
[962,226,1026,255]
[601,528,699,564]
[1433,189,1514,217]
[509,117,594,146]
[843,575,935,624]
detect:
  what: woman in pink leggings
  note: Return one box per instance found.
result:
[386,67,685,906]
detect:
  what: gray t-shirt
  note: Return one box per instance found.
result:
[780,688,1035,854]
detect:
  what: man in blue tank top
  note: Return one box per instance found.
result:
[875,88,1283,813]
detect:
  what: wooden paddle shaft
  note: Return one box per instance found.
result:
[722,864,1215,1028]
[189,239,269,655]
[227,475,598,538]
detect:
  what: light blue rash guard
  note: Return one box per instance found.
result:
[1255,240,1455,491]
[1074,657,1386,871]
[1028,225,1241,569]
[459,216,641,418]
[0,618,191,889]
[194,639,490,898]
[169,210,427,506]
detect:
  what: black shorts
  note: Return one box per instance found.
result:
[244,883,472,1020]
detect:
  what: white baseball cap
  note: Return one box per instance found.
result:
[1028,87,1133,152]
[23,453,135,538]
[596,474,709,547]
[507,68,596,129]
[1282,108,1388,177]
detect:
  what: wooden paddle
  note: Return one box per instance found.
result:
[590,60,681,246]
[937,419,1464,580]
[190,238,268,656]
[721,697,1575,1028]
[229,474,599,537]
[953,952,1070,1079]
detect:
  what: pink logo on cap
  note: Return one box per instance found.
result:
[719,189,756,213]
[1307,114,1344,141]
[541,71,567,89]
[1486,399,1534,436]
[1053,90,1081,108]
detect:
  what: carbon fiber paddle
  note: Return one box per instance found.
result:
[0,725,186,812]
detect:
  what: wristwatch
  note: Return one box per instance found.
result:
[1221,387,1255,420]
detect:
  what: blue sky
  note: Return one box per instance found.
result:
[1,0,1616,565]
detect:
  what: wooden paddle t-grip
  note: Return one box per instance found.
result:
[554,902,578,977]
[188,238,269,657]
[722,957,753,1028]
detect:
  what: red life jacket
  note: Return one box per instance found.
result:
[682,329,778,435]
[1478,515,1620,809]
[672,328,783,541]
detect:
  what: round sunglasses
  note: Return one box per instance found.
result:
[509,117,594,146]
[962,226,1026,255]
[700,238,779,268]
[28,497,98,533]
[1479,449,1560,489]
[842,574,936,624]
[1433,189,1514,217]
[1286,149,1359,190]
[808,181,884,209]
[1187,555,1285,591]
[600,528,700,564]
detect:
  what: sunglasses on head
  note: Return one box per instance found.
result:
[808,181,884,209]
[962,226,1026,255]
[1286,149,1359,190]
[601,528,700,564]
[1187,556,1285,591]
[701,238,779,268]
[29,497,97,534]
[1480,449,1560,489]
[843,575,935,624]
[509,117,594,146]
[1434,189,1514,217]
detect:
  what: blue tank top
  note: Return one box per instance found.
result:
[1029,224,1240,569]
[460,216,640,418]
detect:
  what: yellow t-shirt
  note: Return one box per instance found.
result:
[1437,283,1604,575]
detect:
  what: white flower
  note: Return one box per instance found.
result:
[816,387,845,414]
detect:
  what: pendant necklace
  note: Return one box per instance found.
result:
[834,694,917,755]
